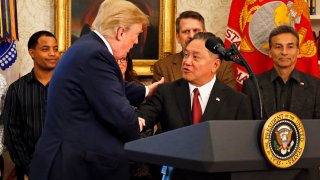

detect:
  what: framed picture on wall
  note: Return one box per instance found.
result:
[55,0,176,76]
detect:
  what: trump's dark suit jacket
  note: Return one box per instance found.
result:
[137,78,252,133]
[242,68,320,120]
[29,32,145,180]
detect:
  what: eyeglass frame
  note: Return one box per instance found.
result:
[116,57,128,63]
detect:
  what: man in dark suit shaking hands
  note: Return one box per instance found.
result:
[29,0,163,180]
[137,32,252,179]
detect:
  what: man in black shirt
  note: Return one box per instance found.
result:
[242,25,320,120]
[2,31,60,180]
[242,25,320,179]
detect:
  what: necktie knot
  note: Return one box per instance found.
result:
[192,88,202,124]
[193,88,200,97]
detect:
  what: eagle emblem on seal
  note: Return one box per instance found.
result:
[275,125,294,155]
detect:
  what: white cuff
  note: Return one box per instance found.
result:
[145,86,149,97]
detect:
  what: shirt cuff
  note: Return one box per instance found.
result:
[145,86,149,97]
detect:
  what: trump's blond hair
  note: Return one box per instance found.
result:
[92,0,149,38]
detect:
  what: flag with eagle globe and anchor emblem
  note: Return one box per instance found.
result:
[225,0,320,90]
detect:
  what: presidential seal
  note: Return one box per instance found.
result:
[261,111,306,168]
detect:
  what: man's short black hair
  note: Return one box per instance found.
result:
[268,25,299,48]
[28,31,56,50]
[190,32,224,59]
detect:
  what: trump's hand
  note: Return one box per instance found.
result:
[147,77,164,97]
[138,117,146,132]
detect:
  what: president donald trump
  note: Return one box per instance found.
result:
[29,0,163,179]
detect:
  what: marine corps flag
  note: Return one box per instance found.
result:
[225,0,320,88]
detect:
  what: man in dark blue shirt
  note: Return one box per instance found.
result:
[2,31,60,180]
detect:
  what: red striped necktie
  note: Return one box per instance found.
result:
[192,88,202,124]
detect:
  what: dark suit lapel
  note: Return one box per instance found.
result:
[175,80,192,126]
[259,72,277,118]
[289,73,307,115]
[202,80,225,121]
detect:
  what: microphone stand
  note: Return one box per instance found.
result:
[226,44,263,120]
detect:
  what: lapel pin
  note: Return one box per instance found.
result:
[300,82,304,86]
[216,97,220,101]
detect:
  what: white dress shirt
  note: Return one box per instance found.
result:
[189,76,216,114]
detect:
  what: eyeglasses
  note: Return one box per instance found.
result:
[116,58,128,63]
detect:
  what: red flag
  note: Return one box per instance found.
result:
[225,0,320,89]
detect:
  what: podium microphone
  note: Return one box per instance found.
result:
[205,38,243,65]
[205,38,263,120]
